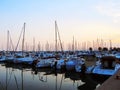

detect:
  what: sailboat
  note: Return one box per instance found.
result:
[0,31,9,62]
[0,30,14,62]
[53,20,66,70]
[65,37,86,72]
[5,30,14,63]
[36,21,65,69]
[13,23,35,65]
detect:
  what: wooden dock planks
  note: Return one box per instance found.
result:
[96,69,120,90]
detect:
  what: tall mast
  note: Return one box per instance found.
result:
[33,37,35,52]
[22,22,26,55]
[58,28,63,52]
[109,39,112,49]
[72,36,74,52]
[38,41,41,51]
[55,21,63,52]
[7,30,9,52]
[55,21,57,52]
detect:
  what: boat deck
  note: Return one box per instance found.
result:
[96,68,120,90]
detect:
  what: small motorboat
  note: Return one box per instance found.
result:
[91,56,120,75]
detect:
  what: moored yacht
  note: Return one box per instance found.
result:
[66,56,85,71]
[36,58,55,68]
[13,52,35,65]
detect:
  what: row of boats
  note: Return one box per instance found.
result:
[0,50,120,76]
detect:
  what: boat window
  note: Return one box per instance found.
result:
[103,61,108,68]
[103,61,115,69]
[112,61,116,68]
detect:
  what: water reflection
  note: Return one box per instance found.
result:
[0,63,109,90]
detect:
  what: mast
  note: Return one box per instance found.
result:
[57,28,63,52]
[72,36,74,52]
[7,30,9,52]
[22,22,26,55]
[25,42,27,51]
[55,21,63,52]
[109,39,112,49]
[33,37,35,52]
[55,21,58,52]
[38,41,41,51]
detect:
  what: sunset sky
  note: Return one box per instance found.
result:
[0,0,120,50]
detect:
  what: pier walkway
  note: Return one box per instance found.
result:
[96,69,120,90]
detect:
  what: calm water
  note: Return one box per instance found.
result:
[0,62,109,90]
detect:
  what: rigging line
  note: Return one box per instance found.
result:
[15,25,24,51]
[9,32,14,51]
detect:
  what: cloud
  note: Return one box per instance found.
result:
[96,1,120,23]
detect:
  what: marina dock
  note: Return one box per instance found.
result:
[96,69,120,90]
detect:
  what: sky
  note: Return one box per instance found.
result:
[0,0,120,50]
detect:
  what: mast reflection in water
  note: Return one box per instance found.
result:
[0,63,108,90]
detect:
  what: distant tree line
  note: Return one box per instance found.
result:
[89,47,120,52]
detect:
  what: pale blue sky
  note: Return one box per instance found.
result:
[0,0,120,50]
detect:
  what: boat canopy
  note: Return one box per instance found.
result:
[101,56,116,69]
[101,56,116,61]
